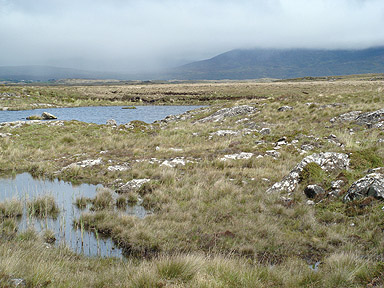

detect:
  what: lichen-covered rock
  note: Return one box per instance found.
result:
[330,111,361,123]
[277,106,293,112]
[344,173,384,201]
[197,105,258,123]
[304,185,325,198]
[220,152,253,161]
[209,130,240,137]
[106,119,117,126]
[41,112,57,120]
[267,152,350,193]
[116,179,150,193]
[355,108,384,126]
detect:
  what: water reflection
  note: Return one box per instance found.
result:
[0,173,147,258]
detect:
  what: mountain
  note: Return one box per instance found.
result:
[0,65,129,81]
[170,47,384,80]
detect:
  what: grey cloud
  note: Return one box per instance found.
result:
[0,0,383,72]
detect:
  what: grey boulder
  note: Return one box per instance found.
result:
[304,185,326,199]
[344,173,384,201]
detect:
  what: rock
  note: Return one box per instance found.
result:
[259,127,271,135]
[160,157,192,168]
[197,105,258,123]
[277,106,293,112]
[330,111,361,123]
[220,152,254,161]
[106,119,117,126]
[304,185,326,198]
[117,179,150,193]
[209,130,240,137]
[10,278,26,287]
[355,108,384,126]
[0,132,12,138]
[276,137,287,146]
[301,144,315,151]
[306,200,315,205]
[265,150,281,158]
[331,179,344,189]
[107,164,129,172]
[267,152,350,193]
[344,173,384,201]
[41,112,57,120]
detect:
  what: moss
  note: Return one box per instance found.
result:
[299,162,326,185]
[350,147,383,171]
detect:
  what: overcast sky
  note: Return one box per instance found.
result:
[0,0,383,73]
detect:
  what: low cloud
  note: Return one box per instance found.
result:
[1,0,383,72]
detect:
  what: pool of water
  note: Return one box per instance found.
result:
[0,173,148,258]
[0,105,205,124]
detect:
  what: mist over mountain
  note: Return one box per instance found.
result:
[1,47,384,82]
[169,47,384,80]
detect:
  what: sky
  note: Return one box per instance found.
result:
[0,0,383,73]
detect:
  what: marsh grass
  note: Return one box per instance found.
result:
[91,188,114,211]
[0,199,23,218]
[27,196,59,218]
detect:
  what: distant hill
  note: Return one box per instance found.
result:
[0,65,128,82]
[2,47,384,82]
[169,47,384,80]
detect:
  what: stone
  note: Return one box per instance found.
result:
[220,152,254,161]
[106,119,117,126]
[41,112,57,120]
[117,179,150,193]
[301,144,315,151]
[355,108,384,126]
[330,111,361,123]
[197,105,258,123]
[259,127,271,135]
[331,179,344,189]
[107,165,129,172]
[277,106,293,112]
[209,130,240,137]
[344,173,384,201]
[267,152,350,193]
[265,150,281,158]
[304,185,326,198]
[160,157,191,168]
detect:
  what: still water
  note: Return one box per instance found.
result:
[0,173,148,258]
[0,105,205,124]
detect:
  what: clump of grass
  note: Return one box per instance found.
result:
[299,162,326,185]
[26,115,43,120]
[349,147,383,171]
[126,192,138,205]
[27,195,59,218]
[156,256,198,283]
[60,135,76,144]
[42,229,56,244]
[0,199,23,218]
[116,195,127,209]
[75,196,89,209]
[0,218,18,238]
[92,188,114,210]
[18,228,38,241]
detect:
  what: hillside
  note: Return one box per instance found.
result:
[170,47,384,80]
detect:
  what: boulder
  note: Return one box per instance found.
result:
[355,108,384,126]
[344,173,384,201]
[277,106,293,112]
[41,112,57,120]
[259,127,271,135]
[117,179,150,193]
[330,111,361,123]
[304,185,325,198]
[197,105,258,123]
[267,152,350,193]
[106,119,117,126]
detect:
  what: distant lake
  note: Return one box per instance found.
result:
[0,105,205,124]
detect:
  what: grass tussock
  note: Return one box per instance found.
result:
[27,196,59,218]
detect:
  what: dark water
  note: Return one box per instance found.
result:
[0,105,205,124]
[0,173,148,258]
